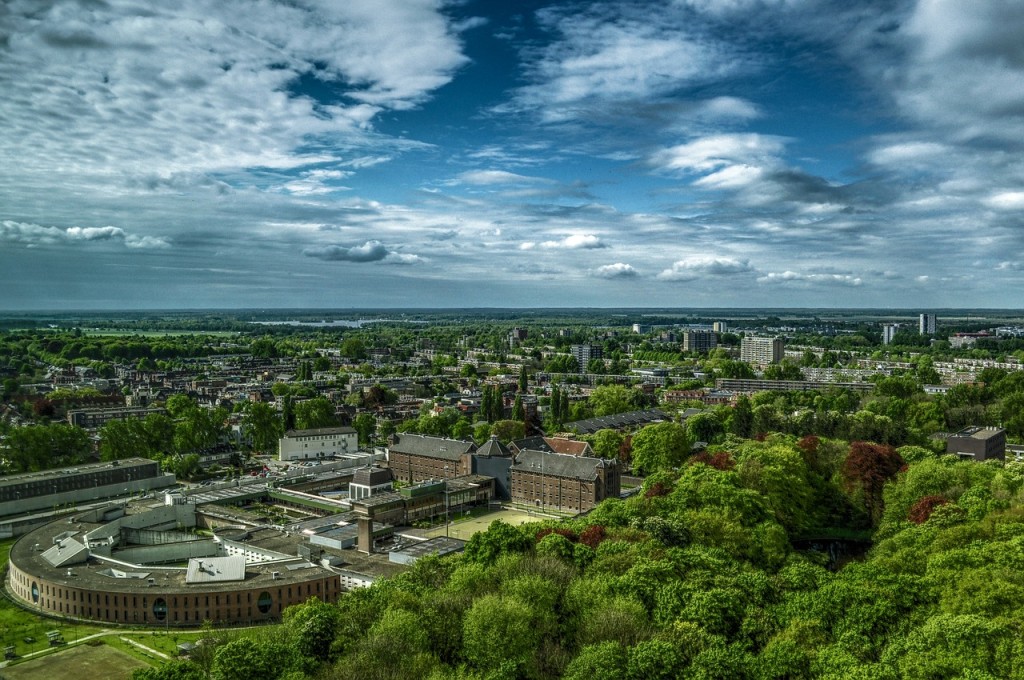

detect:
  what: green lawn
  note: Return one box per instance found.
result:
[1,640,148,680]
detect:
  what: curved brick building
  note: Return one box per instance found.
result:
[6,503,340,626]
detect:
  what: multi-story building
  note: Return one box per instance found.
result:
[740,336,784,366]
[713,321,729,333]
[0,458,175,517]
[945,427,1006,461]
[920,313,937,335]
[348,466,395,500]
[882,324,899,345]
[571,344,602,373]
[682,330,718,353]
[385,434,476,484]
[66,406,166,429]
[278,427,358,462]
[509,449,620,514]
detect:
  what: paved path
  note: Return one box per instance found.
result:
[119,636,170,660]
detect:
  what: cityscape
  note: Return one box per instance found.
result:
[1,307,1024,678]
[2,0,1024,678]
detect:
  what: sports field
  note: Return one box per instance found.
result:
[1,642,148,680]
[423,508,541,540]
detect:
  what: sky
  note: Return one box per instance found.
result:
[1,0,1023,310]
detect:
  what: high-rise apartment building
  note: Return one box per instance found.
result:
[682,330,718,353]
[713,321,728,333]
[920,313,936,335]
[740,336,784,366]
[571,344,602,373]
[882,324,899,345]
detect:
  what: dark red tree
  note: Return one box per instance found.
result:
[578,525,607,549]
[908,495,950,524]
[842,441,906,524]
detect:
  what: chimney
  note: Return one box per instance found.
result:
[357,516,374,554]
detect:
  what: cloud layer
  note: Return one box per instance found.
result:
[2,0,1024,309]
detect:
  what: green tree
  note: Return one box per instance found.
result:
[100,417,149,461]
[564,642,629,680]
[462,594,542,674]
[241,401,283,454]
[630,422,690,474]
[490,419,525,444]
[511,394,524,421]
[352,413,377,447]
[589,385,636,417]
[283,597,341,668]
[293,397,337,430]
[212,637,294,680]
[590,429,625,459]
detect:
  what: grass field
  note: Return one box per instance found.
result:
[1,642,148,680]
[423,508,540,540]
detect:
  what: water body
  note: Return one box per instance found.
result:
[250,319,425,328]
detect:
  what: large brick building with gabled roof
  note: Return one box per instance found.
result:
[386,433,477,483]
[510,449,620,514]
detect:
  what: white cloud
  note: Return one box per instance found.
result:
[593,263,638,278]
[757,271,863,286]
[649,134,787,175]
[522,233,606,250]
[512,5,750,122]
[0,220,168,249]
[456,170,552,186]
[657,257,753,281]
[302,240,421,265]
[984,191,1024,211]
[0,0,469,185]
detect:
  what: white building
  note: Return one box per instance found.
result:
[348,466,395,500]
[740,336,784,367]
[278,426,358,461]
[882,323,899,345]
[920,313,936,335]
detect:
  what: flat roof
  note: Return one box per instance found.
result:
[9,511,332,594]
[0,458,158,489]
[392,536,466,560]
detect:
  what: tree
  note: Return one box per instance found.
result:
[511,394,524,421]
[293,397,337,430]
[564,642,628,680]
[518,365,528,393]
[211,637,294,680]
[462,594,542,674]
[630,422,690,474]
[843,441,906,525]
[729,396,753,438]
[283,597,341,667]
[590,429,625,459]
[685,412,724,445]
[490,420,525,444]
[589,385,636,417]
[352,413,377,447]
[241,401,283,454]
[100,418,149,461]
[130,660,206,680]
[464,520,531,564]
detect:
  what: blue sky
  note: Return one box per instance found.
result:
[2,0,1023,310]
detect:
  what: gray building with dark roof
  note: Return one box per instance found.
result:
[946,427,1006,461]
